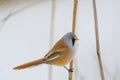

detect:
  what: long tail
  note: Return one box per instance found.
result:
[13,58,44,70]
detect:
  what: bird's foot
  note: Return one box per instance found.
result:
[64,66,74,72]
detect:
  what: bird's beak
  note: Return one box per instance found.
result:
[74,37,79,41]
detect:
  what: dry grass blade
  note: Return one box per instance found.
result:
[93,0,105,80]
[48,0,56,80]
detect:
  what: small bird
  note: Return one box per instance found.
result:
[13,32,79,71]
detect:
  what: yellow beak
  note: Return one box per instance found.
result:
[74,37,79,40]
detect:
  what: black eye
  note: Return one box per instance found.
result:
[72,38,75,46]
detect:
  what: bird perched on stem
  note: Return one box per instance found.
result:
[13,32,79,72]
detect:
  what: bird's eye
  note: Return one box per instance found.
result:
[72,38,75,46]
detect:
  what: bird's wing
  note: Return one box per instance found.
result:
[43,48,66,61]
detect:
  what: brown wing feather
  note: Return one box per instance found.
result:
[44,37,66,57]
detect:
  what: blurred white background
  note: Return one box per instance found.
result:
[0,0,120,80]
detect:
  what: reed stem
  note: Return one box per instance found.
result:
[92,0,105,80]
[48,0,56,80]
[69,0,78,80]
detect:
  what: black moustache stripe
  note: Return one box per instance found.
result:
[72,38,75,46]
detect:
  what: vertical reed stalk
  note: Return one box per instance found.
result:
[48,0,56,80]
[92,0,105,80]
[69,0,78,80]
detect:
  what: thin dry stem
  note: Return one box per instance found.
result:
[0,0,43,30]
[69,60,74,80]
[93,0,105,80]
[48,0,56,80]
[72,0,78,33]
[69,0,78,80]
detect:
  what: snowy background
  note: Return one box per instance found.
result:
[0,0,120,80]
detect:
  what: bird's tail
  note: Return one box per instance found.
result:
[13,58,44,70]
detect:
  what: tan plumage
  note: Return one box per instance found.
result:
[13,32,79,70]
[13,58,44,70]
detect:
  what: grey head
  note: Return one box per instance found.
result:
[63,32,79,52]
